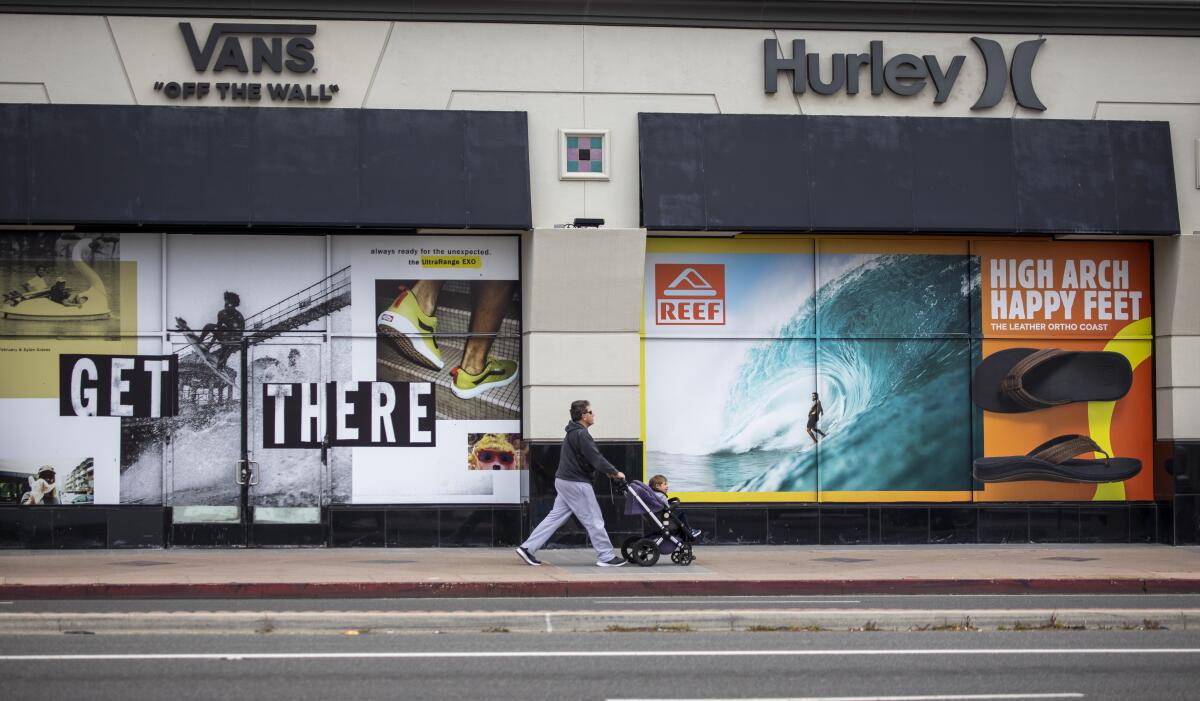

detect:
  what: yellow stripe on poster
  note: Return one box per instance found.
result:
[1089,316,1153,501]
[672,491,818,503]
[821,490,973,503]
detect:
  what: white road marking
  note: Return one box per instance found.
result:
[593,599,862,605]
[1,607,1196,620]
[609,694,1084,701]
[0,649,1196,662]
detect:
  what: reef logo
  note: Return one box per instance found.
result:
[655,264,725,325]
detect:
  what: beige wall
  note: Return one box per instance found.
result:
[522,228,644,440]
[2,13,1198,438]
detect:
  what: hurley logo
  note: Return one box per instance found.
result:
[764,36,1046,110]
[655,264,725,325]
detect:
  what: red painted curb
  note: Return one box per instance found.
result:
[1,578,1197,599]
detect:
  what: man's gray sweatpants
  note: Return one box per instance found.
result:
[521,478,615,561]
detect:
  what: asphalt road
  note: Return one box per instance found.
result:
[2,630,1199,700]
[6,593,1200,613]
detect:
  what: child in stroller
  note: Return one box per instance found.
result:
[618,476,699,567]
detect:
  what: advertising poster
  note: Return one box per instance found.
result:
[0,232,146,506]
[644,238,818,500]
[972,240,1153,502]
[338,235,522,504]
[1,232,524,511]
[642,237,1152,504]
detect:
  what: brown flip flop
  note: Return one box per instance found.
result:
[972,348,1132,413]
[973,434,1141,483]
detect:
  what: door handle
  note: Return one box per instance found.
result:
[235,459,260,486]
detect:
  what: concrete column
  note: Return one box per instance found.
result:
[1154,233,1200,441]
[521,227,646,441]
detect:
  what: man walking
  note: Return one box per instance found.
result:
[516,400,627,567]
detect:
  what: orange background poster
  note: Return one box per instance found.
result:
[973,240,1152,502]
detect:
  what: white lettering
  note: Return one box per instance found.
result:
[110,357,134,417]
[409,382,431,444]
[300,383,322,443]
[70,358,98,416]
[371,383,396,443]
[336,382,358,441]
[267,384,293,445]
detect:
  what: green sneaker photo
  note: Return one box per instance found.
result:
[376,287,444,370]
[450,357,518,399]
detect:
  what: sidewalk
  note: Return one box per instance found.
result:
[3,544,1200,599]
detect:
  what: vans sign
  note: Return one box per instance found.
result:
[154,22,340,104]
[764,37,1046,110]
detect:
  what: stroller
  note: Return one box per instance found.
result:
[617,480,697,567]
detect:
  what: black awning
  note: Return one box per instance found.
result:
[0,104,530,230]
[638,113,1178,235]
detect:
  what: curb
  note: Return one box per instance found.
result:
[4,578,1200,599]
[2,607,1197,635]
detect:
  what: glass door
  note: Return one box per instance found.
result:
[248,339,326,528]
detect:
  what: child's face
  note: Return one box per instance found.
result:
[656,481,668,493]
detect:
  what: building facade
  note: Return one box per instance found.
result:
[0,1,1197,548]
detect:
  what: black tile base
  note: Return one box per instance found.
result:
[493,507,524,546]
[251,523,327,547]
[387,509,439,547]
[171,523,247,547]
[1135,503,1161,544]
[1174,495,1200,545]
[930,507,977,543]
[880,508,929,544]
[330,510,385,547]
[0,501,1172,548]
[714,508,768,544]
[0,508,52,548]
[1079,506,1130,543]
[439,508,494,547]
[107,508,167,548]
[768,508,819,545]
[1030,507,1080,543]
[821,507,870,545]
[979,507,1029,544]
[52,509,109,549]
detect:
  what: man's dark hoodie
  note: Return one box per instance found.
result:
[556,421,619,483]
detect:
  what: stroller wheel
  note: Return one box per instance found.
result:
[620,535,641,563]
[670,544,695,566]
[630,538,660,567]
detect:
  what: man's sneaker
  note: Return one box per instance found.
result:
[515,546,542,566]
[689,528,702,539]
[451,357,518,399]
[596,556,627,567]
[376,287,443,370]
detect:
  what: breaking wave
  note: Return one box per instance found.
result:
[656,254,976,493]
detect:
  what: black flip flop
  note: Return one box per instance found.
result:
[972,347,1132,413]
[973,434,1141,484]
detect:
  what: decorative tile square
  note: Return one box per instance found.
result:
[560,129,610,181]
